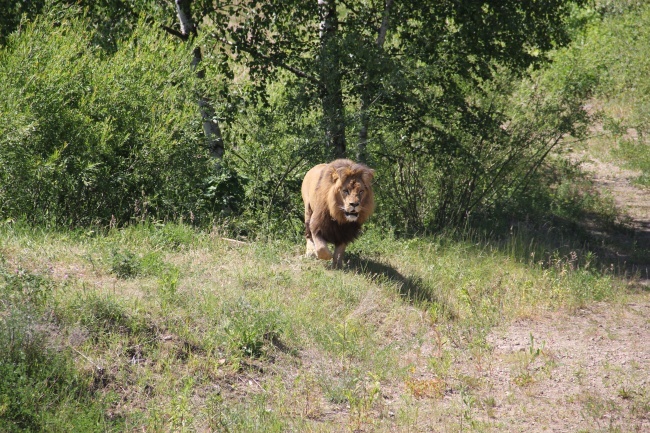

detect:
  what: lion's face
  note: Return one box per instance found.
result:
[329,165,374,225]
[339,177,368,222]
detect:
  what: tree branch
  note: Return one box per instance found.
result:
[161,25,188,41]
[217,36,321,86]
[175,0,196,37]
[377,0,393,48]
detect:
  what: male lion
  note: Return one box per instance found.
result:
[301,159,375,268]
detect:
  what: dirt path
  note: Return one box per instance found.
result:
[413,152,650,432]
[475,303,650,432]
[581,153,650,228]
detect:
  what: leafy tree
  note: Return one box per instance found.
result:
[0,1,596,234]
[0,0,170,48]
[199,1,588,231]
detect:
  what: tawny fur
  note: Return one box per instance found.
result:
[301,159,375,268]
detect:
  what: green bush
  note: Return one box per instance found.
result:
[109,249,141,279]
[0,7,216,227]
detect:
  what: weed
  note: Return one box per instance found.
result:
[512,333,546,387]
[151,223,197,251]
[223,298,283,359]
[109,248,141,279]
[345,373,382,432]
[618,387,633,400]
[158,267,181,311]
[0,263,52,309]
[406,377,445,399]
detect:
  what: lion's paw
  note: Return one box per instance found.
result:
[316,247,333,260]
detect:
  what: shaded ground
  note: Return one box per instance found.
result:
[575,148,650,282]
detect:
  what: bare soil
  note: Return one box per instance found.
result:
[447,302,650,432]
[420,151,650,432]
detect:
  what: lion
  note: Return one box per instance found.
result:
[301,159,375,268]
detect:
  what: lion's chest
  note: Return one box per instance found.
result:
[317,216,362,246]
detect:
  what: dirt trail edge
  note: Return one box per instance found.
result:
[580,151,650,281]
[482,303,650,432]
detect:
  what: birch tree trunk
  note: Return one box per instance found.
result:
[318,0,346,159]
[174,0,224,160]
[357,0,393,163]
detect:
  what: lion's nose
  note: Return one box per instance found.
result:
[350,202,360,208]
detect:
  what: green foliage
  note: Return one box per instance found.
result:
[554,3,650,186]
[372,57,594,232]
[222,89,323,237]
[0,263,52,308]
[0,260,119,432]
[0,1,638,239]
[0,0,47,45]
[0,1,170,47]
[223,298,284,359]
[0,311,115,432]
[0,7,217,227]
[109,249,141,279]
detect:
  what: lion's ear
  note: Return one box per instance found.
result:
[334,167,350,183]
[329,167,340,182]
[362,169,375,185]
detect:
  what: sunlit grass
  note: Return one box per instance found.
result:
[0,220,629,432]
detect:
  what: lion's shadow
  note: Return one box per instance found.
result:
[344,254,441,306]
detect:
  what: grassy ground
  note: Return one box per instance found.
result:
[1,218,644,432]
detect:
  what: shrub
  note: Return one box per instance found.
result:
[0,7,216,227]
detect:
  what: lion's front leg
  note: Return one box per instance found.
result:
[333,244,347,268]
[311,233,333,260]
[305,238,317,258]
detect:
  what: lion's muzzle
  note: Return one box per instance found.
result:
[343,209,359,221]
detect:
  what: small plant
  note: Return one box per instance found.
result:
[512,333,546,387]
[0,263,52,308]
[618,387,634,400]
[224,298,283,359]
[345,374,382,432]
[152,223,197,251]
[109,248,141,279]
[405,377,446,399]
[158,267,181,311]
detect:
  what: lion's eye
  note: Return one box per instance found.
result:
[342,189,349,195]
[359,190,364,196]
